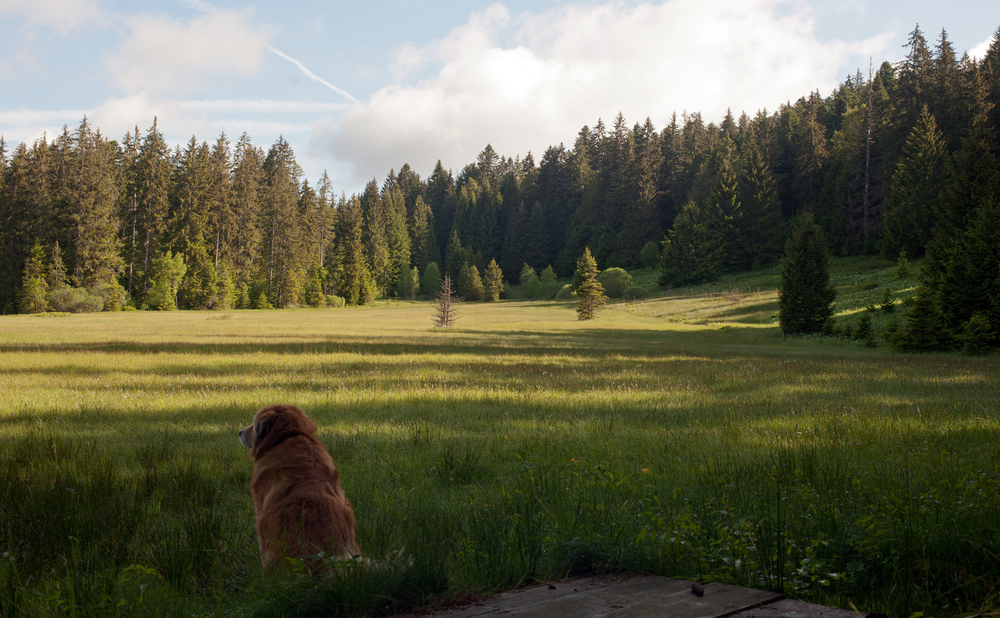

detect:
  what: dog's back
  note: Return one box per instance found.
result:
[241,405,358,573]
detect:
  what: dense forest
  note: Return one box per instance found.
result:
[2,25,999,341]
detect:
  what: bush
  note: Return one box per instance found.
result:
[93,281,127,312]
[623,286,649,300]
[50,287,104,313]
[879,288,895,313]
[325,295,346,308]
[555,284,574,300]
[597,267,633,299]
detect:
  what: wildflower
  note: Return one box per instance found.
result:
[642,469,649,474]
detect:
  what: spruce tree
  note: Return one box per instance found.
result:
[882,106,947,259]
[658,202,724,287]
[458,264,484,301]
[778,217,836,335]
[483,258,503,302]
[575,247,606,320]
[18,243,49,313]
[890,287,954,351]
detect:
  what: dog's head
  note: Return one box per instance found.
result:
[239,404,318,459]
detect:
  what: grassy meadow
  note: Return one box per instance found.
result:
[1,259,999,617]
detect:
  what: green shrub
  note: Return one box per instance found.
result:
[555,284,574,300]
[623,286,649,300]
[50,287,104,313]
[326,295,346,308]
[879,288,895,313]
[597,267,633,299]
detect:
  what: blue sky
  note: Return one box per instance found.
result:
[1,0,997,195]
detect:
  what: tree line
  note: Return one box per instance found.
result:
[2,25,999,337]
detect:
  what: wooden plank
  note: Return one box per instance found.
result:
[727,598,860,618]
[437,576,785,618]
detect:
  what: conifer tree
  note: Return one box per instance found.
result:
[135,119,172,299]
[738,146,784,268]
[18,243,48,313]
[414,262,438,300]
[331,196,370,305]
[778,217,836,335]
[659,202,725,287]
[146,251,187,310]
[575,247,606,320]
[483,258,503,301]
[395,265,420,300]
[66,119,123,292]
[539,265,559,299]
[409,196,439,272]
[890,287,954,351]
[882,106,947,259]
[458,264,484,301]
[230,133,263,293]
[261,137,305,307]
[207,133,234,271]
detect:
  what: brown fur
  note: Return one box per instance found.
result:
[238,404,358,574]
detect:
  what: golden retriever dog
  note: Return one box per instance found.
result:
[238,404,358,574]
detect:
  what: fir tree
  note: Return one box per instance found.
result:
[778,217,836,335]
[575,247,606,320]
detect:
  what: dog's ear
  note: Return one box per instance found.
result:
[254,416,274,443]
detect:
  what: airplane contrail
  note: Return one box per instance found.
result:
[182,0,360,105]
[267,46,360,105]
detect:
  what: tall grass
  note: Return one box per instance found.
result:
[1,258,998,616]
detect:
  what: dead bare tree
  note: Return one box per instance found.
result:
[433,274,458,327]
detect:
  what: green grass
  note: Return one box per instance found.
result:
[1,257,998,617]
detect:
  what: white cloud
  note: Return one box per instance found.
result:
[0,0,105,34]
[970,35,994,60]
[104,9,272,95]
[315,0,890,187]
